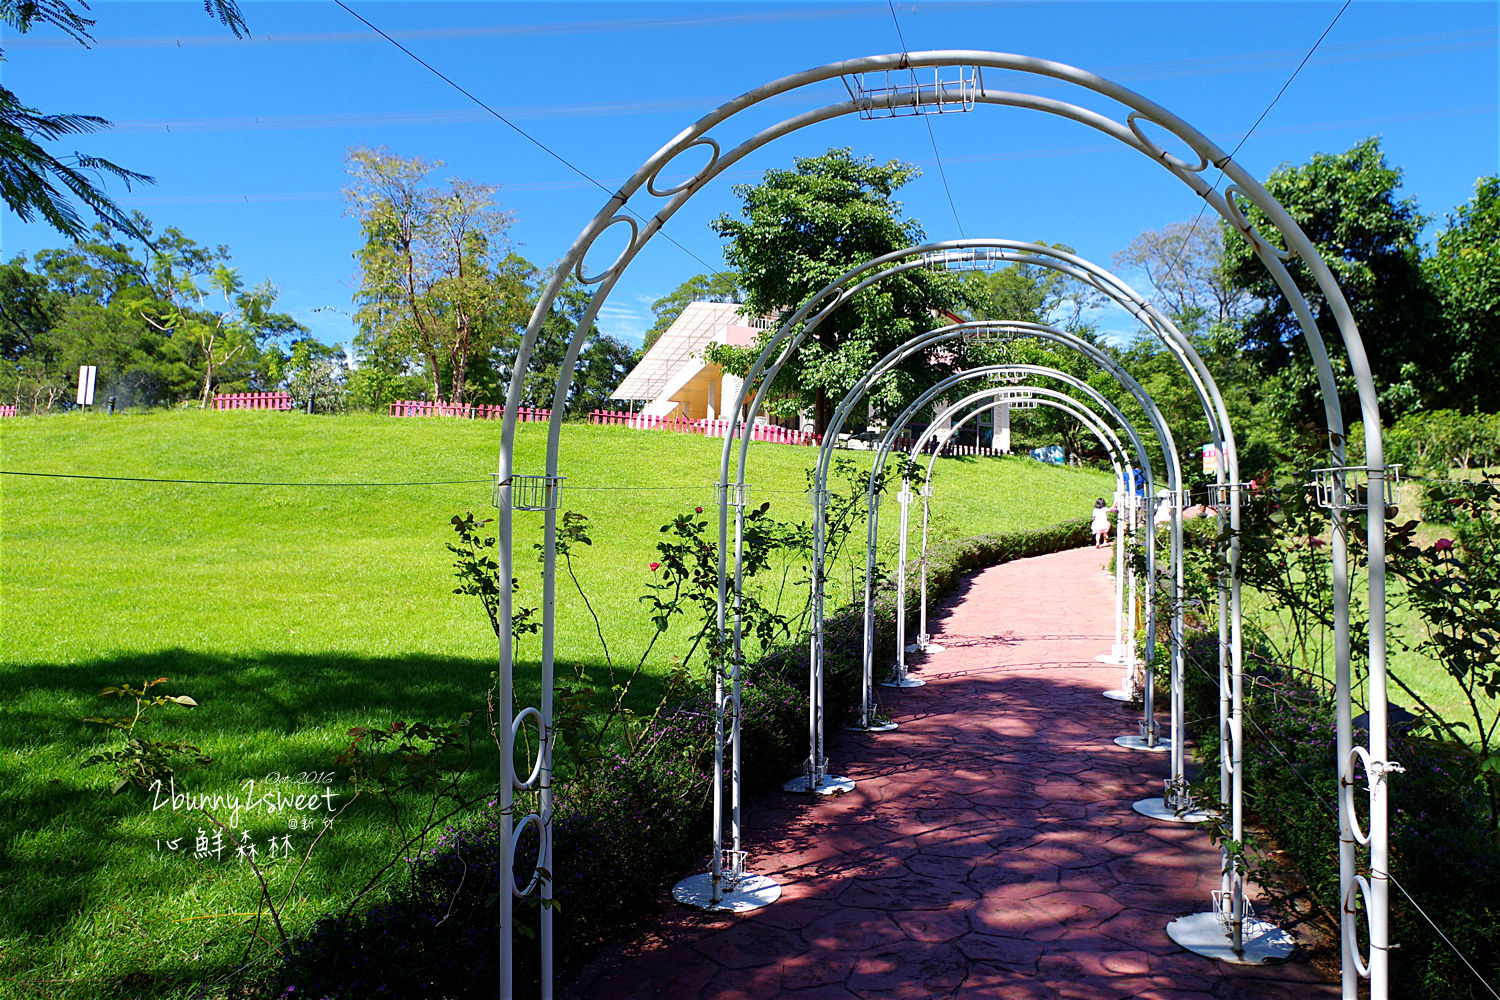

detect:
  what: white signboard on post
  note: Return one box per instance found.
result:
[77,365,97,406]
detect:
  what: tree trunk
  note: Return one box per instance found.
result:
[200,332,215,409]
[814,389,829,436]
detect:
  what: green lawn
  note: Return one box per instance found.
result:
[0,409,1112,999]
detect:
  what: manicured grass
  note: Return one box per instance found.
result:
[0,409,1112,998]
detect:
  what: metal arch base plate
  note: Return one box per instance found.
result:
[1114,734,1174,752]
[672,872,782,913]
[906,642,945,654]
[881,676,927,689]
[1102,689,1134,702]
[1132,798,1213,824]
[846,719,900,733]
[1165,911,1297,965]
[783,773,856,795]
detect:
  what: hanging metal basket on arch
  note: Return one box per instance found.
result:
[1309,465,1401,511]
[496,474,563,512]
[921,246,1008,271]
[842,64,982,119]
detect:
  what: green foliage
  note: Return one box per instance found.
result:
[1425,176,1500,412]
[493,275,637,413]
[277,338,348,414]
[1172,461,1500,998]
[80,676,210,794]
[1232,474,1360,687]
[2,220,313,412]
[1219,679,1500,1000]
[709,147,968,431]
[335,717,475,798]
[1219,137,1455,423]
[344,360,421,412]
[447,512,539,647]
[1379,409,1500,477]
[1388,477,1500,830]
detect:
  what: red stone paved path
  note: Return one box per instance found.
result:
[564,546,1337,999]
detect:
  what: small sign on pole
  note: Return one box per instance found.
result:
[77,366,98,407]
[1201,443,1219,476]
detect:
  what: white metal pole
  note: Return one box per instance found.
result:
[730,492,747,878]
[894,486,913,683]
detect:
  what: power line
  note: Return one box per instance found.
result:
[331,0,734,285]
[0,470,488,487]
[0,469,835,493]
[1157,0,1353,301]
[885,0,966,238]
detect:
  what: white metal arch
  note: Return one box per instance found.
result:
[905,391,1140,684]
[856,364,1181,750]
[892,386,1136,683]
[495,53,1393,998]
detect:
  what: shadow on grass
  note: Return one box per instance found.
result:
[0,646,661,998]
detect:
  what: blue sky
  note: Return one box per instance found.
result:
[4,1,1496,351]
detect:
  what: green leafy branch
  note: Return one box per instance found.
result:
[80,676,210,793]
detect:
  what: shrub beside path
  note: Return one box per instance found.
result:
[565,545,1338,999]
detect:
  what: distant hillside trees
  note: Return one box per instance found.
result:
[1,216,310,413]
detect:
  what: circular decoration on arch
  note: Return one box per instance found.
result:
[511,706,546,790]
[1341,873,1375,979]
[575,214,641,285]
[647,136,722,198]
[1126,112,1209,173]
[803,283,849,329]
[1343,745,1375,847]
[1223,185,1292,261]
[510,812,545,898]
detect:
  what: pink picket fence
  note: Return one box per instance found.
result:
[214,392,293,411]
[0,405,16,418]
[389,401,551,422]
[589,409,821,446]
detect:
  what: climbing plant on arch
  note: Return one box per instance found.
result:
[494,52,1397,1000]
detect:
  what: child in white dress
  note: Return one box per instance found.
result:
[1091,498,1111,548]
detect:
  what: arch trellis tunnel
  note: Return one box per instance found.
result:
[494,51,1397,1000]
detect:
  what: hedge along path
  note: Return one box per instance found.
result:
[565,546,1339,999]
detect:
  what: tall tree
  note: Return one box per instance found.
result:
[1425,176,1500,412]
[1113,222,1250,335]
[641,272,742,353]
[1221,137,1436,422]
[709,147,966,433]
[0,1,246,242]
[345,147,524,406]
